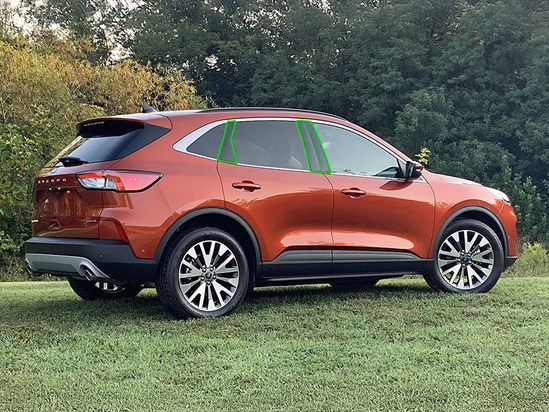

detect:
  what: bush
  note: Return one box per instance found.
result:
[0,34,207,274]
[504,243,549,278]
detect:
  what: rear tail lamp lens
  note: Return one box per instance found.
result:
[77,171,162,192]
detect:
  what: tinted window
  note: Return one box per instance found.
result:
[47,120,169,167]
[296,121,330,173]
[314,123,400,178]
[220,120,308,170]
[187,124,225,159]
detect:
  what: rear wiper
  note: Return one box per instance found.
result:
[58,156,89,166]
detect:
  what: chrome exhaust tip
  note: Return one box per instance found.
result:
[25,260,36,276]
[83,267,94,281]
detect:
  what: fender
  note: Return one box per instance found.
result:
[153,207,262,266]
[431,205,508,258]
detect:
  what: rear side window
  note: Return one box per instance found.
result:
[218,120,308,171]
[47,120,170,167]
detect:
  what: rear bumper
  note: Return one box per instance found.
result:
[24,237,158,283]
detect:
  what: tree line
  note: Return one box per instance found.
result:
[1,0,549,271]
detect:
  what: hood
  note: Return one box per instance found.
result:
[437,174,482,187]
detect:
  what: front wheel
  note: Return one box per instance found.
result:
[424,219,504,293]
[68,278,142,300]
[156,227,249,319]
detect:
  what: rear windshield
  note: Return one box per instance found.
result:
[47,120,170,167]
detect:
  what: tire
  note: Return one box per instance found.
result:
[156,227,249,319]
[330,278,379,291]
[424,219,504,293]
[68,277,142,301]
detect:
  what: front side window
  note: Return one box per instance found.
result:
[218,120,308,171]
[314,123,401,178]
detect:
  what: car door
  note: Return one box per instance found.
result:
[216,119,334,277]
[311,121,436,274]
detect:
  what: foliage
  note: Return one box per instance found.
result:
[505,242,549,278]
[0,34,206,269]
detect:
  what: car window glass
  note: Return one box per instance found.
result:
[222,120,308,170]
[187,124,225,159]
[314,123,400,178]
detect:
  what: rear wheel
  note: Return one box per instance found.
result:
[157,227,249,319]
[68,277,142,301]
[424,219,503,293]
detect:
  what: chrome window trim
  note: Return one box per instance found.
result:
[172,117,426,182]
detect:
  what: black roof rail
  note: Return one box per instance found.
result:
[199,107,347,121]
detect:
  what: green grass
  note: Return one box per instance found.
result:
[1,279,549,412]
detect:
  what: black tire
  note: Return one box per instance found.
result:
[424,219,504,293]
[67,277,142,301]
[330,278,380,291]
[156,227,249,319]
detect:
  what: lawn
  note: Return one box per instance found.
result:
[1,278,548,412]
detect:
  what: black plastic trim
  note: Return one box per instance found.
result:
[504,256,518,271]
[24,237,157,282]
[261,250,332,278]
[333,250,421,262]
[432,206,509,258]
[260,249,430,282]
[153,207,262,269]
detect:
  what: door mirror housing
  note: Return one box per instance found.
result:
[404,161,423,180]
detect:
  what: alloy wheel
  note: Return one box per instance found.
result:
[178,240,240,311]
[437,229,495,290]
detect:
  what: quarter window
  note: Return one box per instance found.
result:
[187,124,225,159]
[314,123,401,178]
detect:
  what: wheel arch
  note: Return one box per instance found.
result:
[432,206,508,258]
[153,208,261,286]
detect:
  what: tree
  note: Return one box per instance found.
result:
[0,34,206,270]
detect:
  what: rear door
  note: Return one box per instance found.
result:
[216,119,334,277]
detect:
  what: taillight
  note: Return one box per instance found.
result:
[76,170,162,192]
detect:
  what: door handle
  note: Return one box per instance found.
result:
[232,180,262,192]
[341,187,366,198]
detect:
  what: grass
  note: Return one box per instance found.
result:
[1,279,549,411]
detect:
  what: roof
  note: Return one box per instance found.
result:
[197,107,346,121]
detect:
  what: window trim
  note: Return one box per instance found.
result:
[311,120,426,183]
[173,117,425,182]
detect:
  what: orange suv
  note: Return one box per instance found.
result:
[24,108,518,318]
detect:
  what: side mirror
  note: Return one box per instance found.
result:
[405,161,423,180]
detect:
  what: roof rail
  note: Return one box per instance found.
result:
[199,107,347,121]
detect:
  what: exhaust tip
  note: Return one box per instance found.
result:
[83,267,94,281]
[25,260,36,276]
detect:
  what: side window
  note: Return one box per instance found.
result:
[187,124,225,159]
[219,120,308,171]
[314,123,401,178]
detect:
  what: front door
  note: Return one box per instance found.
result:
[312,122,436,274]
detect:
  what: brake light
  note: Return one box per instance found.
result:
[76,171,162,192]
